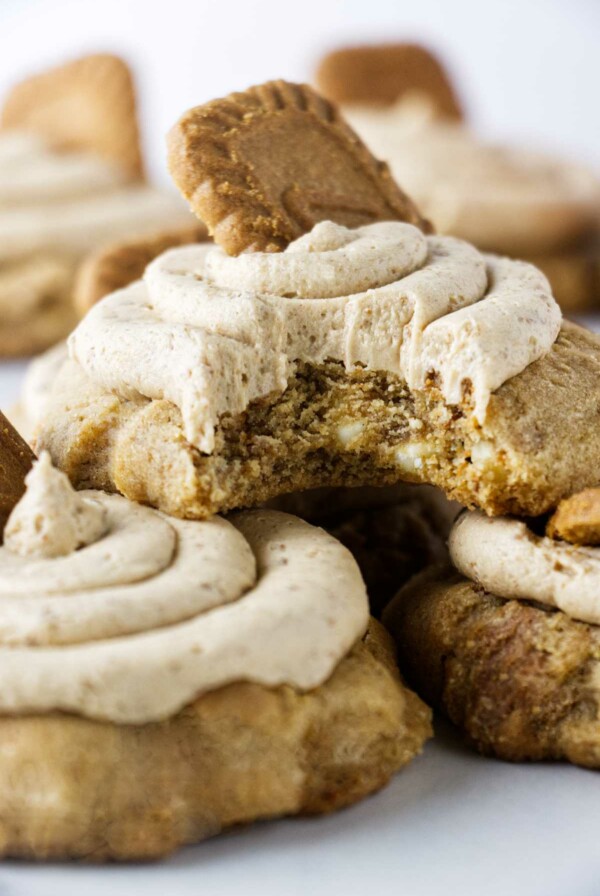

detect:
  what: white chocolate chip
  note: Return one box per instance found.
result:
[336,421,364,447]
[395,441,433,472]
[471,440,496,465]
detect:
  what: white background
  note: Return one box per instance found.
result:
[0,2,599,893]
[0,0,598,185]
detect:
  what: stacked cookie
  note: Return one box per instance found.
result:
[2,76,600,862]
[316,44,600,312]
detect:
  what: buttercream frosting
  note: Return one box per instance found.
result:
[69,219,561,454]
[344,98,600,254]
[0,455,368,723]
[450,510,600,625]
[0,131,192,264]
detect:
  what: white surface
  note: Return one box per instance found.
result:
[1,357,600,896]
[0,0,598,185]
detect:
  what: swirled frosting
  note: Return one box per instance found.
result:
[0,131,192,263]
[344,98,600,254]
[450,510,600,624]
[70,219,561,454]
[0,455,368,723]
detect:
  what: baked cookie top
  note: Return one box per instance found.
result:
[0,453,368,723]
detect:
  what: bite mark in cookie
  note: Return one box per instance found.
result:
[167,79,431,254]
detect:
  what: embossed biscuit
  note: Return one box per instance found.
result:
[315,43,463,120]
[0,413,35,537]
[2,54,144,181]
[168,79,431,255]
[74,222,208,315]
[546,488,600,545]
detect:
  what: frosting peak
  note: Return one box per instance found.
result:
[4,451,107,558]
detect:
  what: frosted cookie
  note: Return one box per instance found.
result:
[0,54,193,356]
[38,224,600,519]
[271,484,457,615]
[385,502,600,768]
[0,452,430,859]
[35,82,600,518]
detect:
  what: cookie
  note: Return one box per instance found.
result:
[547,488,600,545]
[0,454,431,859]
[167,79,431,255]
[384,567,600,768]
[315,43,463,119]
[74,222,208,315]
[0,412,35,536]
[0,620,430,860]
[2,54,144,181]
[39,322,600,520]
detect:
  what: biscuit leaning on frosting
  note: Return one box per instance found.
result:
[385,489,600,769]
[0,442,431,859]
[34,78,600,520]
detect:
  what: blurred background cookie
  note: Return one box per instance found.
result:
[0,53,193,358]
[316,43,600,312]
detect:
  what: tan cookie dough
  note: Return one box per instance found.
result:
[0,455,430,857]
[37,219,596,521]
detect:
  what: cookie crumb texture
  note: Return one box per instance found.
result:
[387,571,600,768]
[39,322,600,519]
[0,622,430,860]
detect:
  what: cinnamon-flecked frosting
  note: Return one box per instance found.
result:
[0,454,368,723]
[450,510,600,625]
[344,97,600,255]
[69,219,561,453]
[0,131,192,265]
